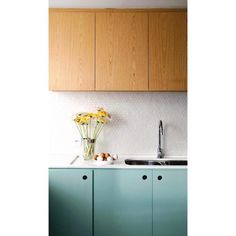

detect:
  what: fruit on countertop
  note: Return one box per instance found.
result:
[97,156,103,161]
[106,156,113,161]
[93,153,118,161]
[93,154,99,160]
[104,153,110,158]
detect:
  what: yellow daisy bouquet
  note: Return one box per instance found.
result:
[73,107,111,160]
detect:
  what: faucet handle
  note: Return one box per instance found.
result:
[157,149,164,158]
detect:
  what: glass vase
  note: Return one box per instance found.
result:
[81,138,96,160]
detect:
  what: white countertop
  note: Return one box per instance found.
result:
[49,154,188,169]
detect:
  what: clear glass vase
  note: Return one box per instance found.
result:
[81,138,96,160]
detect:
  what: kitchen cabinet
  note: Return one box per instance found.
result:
[49,169,93,236]
[49,9,187,91]
[94,169,153,236]
[96,13,148,91]
[49,168,187,236]
[149,12,187,91]
[153,169,187,236]
[49,10,95,91]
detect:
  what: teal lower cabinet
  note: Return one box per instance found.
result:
[49,169,93,236]
[49,168,187,236]
[153,169,187,236]
[94,169,153,236]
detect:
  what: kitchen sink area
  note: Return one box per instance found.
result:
[125,159,188,166]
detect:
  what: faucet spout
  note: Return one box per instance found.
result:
[157,120,164,158]
[159,120,163,135]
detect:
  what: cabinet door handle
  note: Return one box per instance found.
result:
[142,175,147,180]
[82,175,88,180]
[157,175,162,180]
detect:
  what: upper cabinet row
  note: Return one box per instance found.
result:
[49,9,187,91]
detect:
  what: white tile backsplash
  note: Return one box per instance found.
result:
[49,92,187,156]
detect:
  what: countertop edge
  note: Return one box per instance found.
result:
[49,154,188,169]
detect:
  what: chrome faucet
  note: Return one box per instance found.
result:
[157,120,164,158]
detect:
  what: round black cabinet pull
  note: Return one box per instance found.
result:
[82,175,88,180]
[157,176,162,180]
[142,175,147,180]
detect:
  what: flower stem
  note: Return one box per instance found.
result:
[95,123,104,139]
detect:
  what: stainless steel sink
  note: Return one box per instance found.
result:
[125,159,187,166]
[164,160,187,165]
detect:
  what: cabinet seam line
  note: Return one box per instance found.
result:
[148,13,150,90]
[94,13,96,91]
[92,170,94,236]
[152,170,153,236]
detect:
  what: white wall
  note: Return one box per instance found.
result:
[49,0,187,8]
[49,92,187,156]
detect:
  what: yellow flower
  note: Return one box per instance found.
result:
[91,113,99,118]
[96,107,111,119]
[73,113,91,124]
[73,108,111,125]
[86,113,94,118]
[80,115,91,124]
[73,114,81,123]
[98,117,108,124]
[97,110,107,117]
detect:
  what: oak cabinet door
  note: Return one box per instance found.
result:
[94,169,152,236]
[96,13,148,91]
[153,169,187,236]
[49,11,95,90]
[149,12,187,91]
[49,169,93,236]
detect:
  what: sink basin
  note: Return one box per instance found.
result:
[125,159,163,165]
[125,159,187,166]
[164,160,187,165]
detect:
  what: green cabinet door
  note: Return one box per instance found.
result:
[49,169,93,236]
[153,169,187,236]
[94,169,153,236]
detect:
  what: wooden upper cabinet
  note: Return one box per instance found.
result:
[49,9,187,91]
[49,11,95,91]
[96,13,148,91]
[149,12,187,91]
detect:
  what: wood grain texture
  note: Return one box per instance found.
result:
[96,13,148,91]
[149,12,187,91]
[49,11,95,90]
